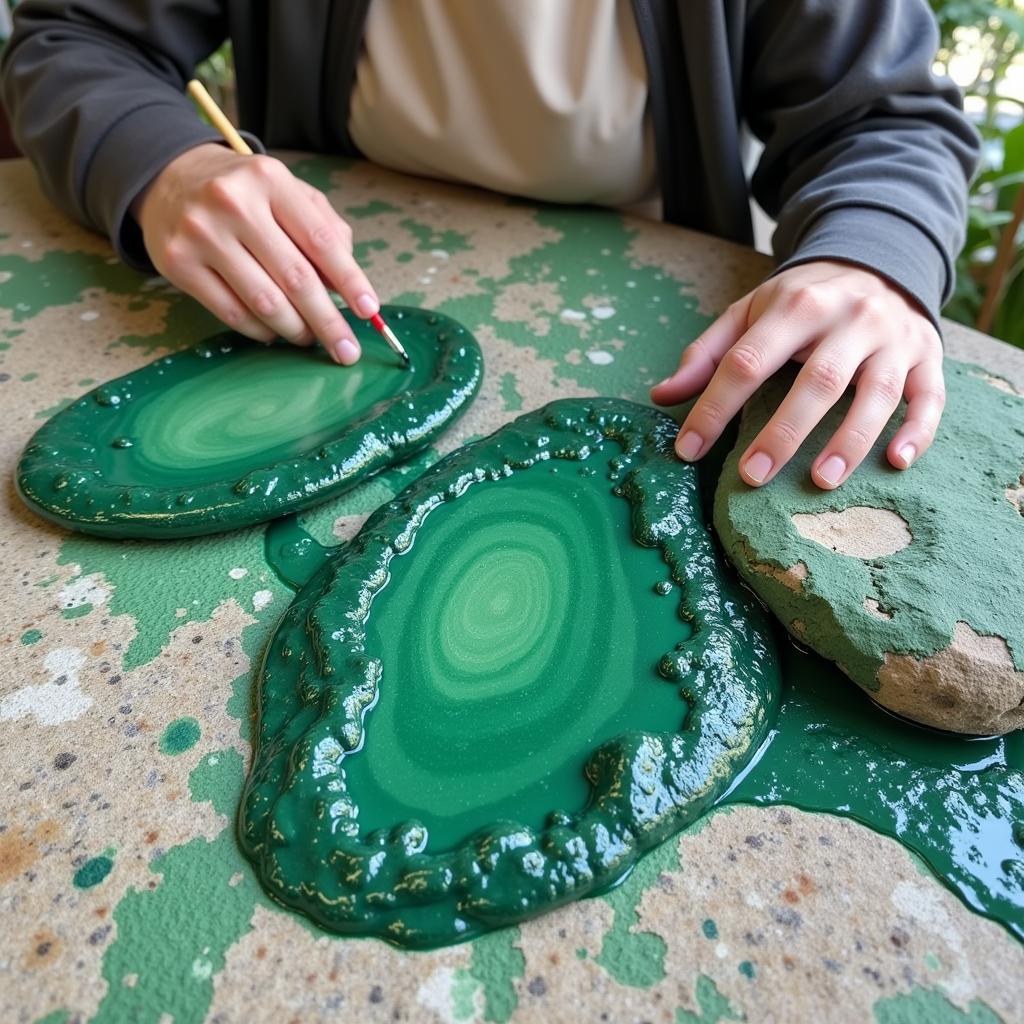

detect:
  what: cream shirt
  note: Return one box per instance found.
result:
[348,0,658,210]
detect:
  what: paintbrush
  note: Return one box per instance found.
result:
[186,78,410,367]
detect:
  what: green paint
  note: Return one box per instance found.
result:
[34,397,73,420]
[676,975,744,1024]
[451,967,479,1020]
[353,237,388,264]
[159,717,201,755]
[873,986,1003,1024]
[346,199,400,219]
[33,574,58,588]
[20,628,42,645]
[21,371,38,381]
[738,961,755,980]
[73,854,114,889]
[924,952,941,971]
[723,637,1024,943]
[715,361,1024,705]
[242,399,779,948]
[77,378,96,386]
[92,750,258,1024]
[0,341,10,351]
[399,217,472,255]
[499,371,523,412]
[287,155,351,193]
[468,928,526,1023]
[396,251,414,263]
[61,603,91,619]
[33,1011,70,1024]
[702,918,718,939]
[18,307,482,538]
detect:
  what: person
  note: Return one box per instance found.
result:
[1,1,978,489]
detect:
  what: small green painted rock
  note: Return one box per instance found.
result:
[15,307,482,538]
[240,398,781,948]
[714,359,1024,736]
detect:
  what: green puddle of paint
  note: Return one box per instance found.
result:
[73,854,114,889]
[160,717,201,755]
[249,399,778,948]
[720,634,1024,943]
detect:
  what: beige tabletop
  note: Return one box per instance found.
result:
[1,154,1022,1024]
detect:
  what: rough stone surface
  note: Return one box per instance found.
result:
[714,357,1024,736]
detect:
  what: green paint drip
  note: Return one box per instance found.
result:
[159,717,201,756]
[346,199,400,219]
[701,918,718,940]
[499,372,523,412]
[245,399,779,948]
[73,855,113,889]
[18,307,482,538]
[873,986,1003,1024]
[92,749,257,1024]
[468,928,526,1024]
[20,628,42,645]
[677,975,744,1024]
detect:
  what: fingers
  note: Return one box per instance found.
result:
[737,339,863,487]
[272,184,380,321]
[173,264,276,343]
[673,307,830,464]
[650,295,752,406]
[887,358,946,470]
[809,357,906,489]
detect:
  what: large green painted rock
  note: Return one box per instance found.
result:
[713,359,1024,736]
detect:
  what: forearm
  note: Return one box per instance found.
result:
[0,0,231,267]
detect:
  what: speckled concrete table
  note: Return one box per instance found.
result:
[1,155,1022,1024]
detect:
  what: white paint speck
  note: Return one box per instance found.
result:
[175,608,188,618]
[586,350,614,365]
[252,590,274,612]
[80,311,100,322]
[228,567,248,580]
[59,573,109,611]
[418,276,431,285]
[19,240,33,248]
[560,309,587,322]
[591,305,616,320]
[191,957,213,981]
[417,966,475,1024]
[715,941,729,959]
[430,249,449,260]
[626,280,636,288]
[0,648,92,726]
[0,271,11,285]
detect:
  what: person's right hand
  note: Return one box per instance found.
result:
[132,143,378,365]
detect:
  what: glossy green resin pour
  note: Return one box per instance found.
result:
[15,306,482,538]
[243,398,781,949]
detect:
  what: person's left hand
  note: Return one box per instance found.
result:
[650,260,945,489]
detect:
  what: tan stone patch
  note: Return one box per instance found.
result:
[791,507,912,559]
[969,369,1024,397]
[493,281,561,337]
[634,806,1024,1024]
[750,559,808,593]
[1006,475,1024,516]
[877,621,1024,735]
[864,598,894,621]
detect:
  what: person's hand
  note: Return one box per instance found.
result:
[650,260,945,489]
[133,143,378,365]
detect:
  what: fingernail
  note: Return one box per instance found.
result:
[677,430,703,461]
[743,450,774,484]
[335,338,360,365]
[818,454,847,486]
[354,293,379,318]
[898,443,916,468]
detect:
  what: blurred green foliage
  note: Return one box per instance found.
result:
[931,0,1024,345]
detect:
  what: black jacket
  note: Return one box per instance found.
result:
[0,0,979,324]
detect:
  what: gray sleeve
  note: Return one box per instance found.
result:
[744,0,980,327]
[0,0,251,270]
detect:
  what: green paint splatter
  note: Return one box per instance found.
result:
[738,960,756,980]
[0,340,10,351]
[35,397,74,419]
[451,968,479,1021]
[159,717,201,756]
[32,1011,70,1024]
[399,217,472,255]
[347,199,400,219]
[575,947,588,959]
[924,952,941,971]
[20,371,38,381]
[34,574,58,588]
[499,372,522,412]
[73,855,114,889]
[61,603,91,620]
[468,928,525,1024]
[77,378,96,386]
[92,749,258,1024]
[287,155,352,193]
[677,975,744,1024]
[20,628,42,645]
[353,237,389,264]
[396,251,414,263]
[702,918,718,940]
[873,987,1003,1024]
